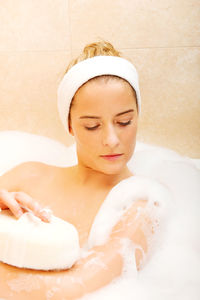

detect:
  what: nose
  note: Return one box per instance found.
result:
[102,124,120,148]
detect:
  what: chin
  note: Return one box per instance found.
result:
[96,163,127,176]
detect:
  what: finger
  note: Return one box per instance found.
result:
[38,208,52,223]
[12,192,51,222]
[0,190,8,209]
[0,200,8,210]
[0,190,23,218]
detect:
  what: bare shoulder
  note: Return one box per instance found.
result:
[0,161,60,191]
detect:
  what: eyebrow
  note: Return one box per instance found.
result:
[79,109,134,119]
[116,109,134,117]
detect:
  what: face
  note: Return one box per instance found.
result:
[69,78,138,175]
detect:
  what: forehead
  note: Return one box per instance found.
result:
[72,77,137,115]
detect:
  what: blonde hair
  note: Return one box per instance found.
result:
[66,41,121,72]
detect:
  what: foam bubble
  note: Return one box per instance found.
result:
[81,145,200,299]
[0,131,199,299]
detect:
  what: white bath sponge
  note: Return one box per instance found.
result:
[0,210,80,270]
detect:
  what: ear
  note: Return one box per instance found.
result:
[68,123,74,136]
[68,114,74,135]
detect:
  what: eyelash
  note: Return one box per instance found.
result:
[118,120,132,126]
[85,125,99,131]
[85,120,132,131]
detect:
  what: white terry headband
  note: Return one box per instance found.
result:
[57,55,141,133]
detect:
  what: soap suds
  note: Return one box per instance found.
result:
[7,274,41,292]
[80,149,200,300]
[0,132,199,299]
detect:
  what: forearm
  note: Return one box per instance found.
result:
[68,238,124,297]
[52,201,153,298]
[0,199,155,300]
[0,239,123,300]
[47,199,152,299]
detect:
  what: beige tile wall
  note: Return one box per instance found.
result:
[0,0,199,156]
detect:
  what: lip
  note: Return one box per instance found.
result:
[100,154,123,161]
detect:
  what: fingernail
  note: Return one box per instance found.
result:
[41,211,51,223]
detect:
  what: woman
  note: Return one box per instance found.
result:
[0,41,160,299]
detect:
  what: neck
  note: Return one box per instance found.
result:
[73,163,133,189]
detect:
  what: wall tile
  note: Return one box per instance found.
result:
[1,48,198,156]
[0,0,199,157]
[69,0,200,51]
[0,0,70,51]
[122,47,200,157]
[0,51,74,146]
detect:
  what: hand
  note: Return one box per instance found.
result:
[0,189,51,222]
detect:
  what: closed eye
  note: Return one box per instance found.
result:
[85,125,100,130]
[118,120,132,126]
[85,120,132,130]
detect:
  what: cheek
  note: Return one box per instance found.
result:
[74,128,100,151]
[122,124,137,144]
